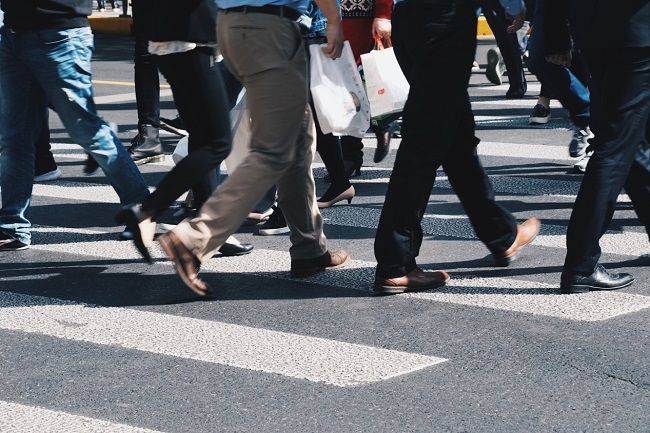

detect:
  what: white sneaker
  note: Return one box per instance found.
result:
[569,126,593,157]
[34,168,62,182]
[573,151,593,174]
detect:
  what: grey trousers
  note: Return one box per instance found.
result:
[174,10,327,263]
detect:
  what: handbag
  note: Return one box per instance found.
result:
[309,41,370,139]
[360,37,410,118]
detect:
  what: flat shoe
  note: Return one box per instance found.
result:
[158,231,213,297]
[116,206,156,263]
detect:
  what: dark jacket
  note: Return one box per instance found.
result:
[149,0,217,44]
[544,0,650,54]
[1,0,91,32]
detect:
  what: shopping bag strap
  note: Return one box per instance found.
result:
[373,36,393,50]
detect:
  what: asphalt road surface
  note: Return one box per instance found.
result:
[1,33,649,433]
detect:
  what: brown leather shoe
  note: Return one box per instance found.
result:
[493,217,541,267]
[374,267,450,295]
[158,231,213,297]
[290,249,350,278]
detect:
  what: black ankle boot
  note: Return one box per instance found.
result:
[128,124,164,165]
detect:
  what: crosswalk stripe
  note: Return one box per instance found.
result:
[30,193,647,260]
[202,251,650,322]
[0,400,163,433]
[0,292,447,387]
[474,115,573,128]
[404,278,650,322]
[477,141,575,161]
[94,89,173,104]
[27,227,650,322]
[319,208,646,257]
[28,157,625,206]
[471,98,564,108]
[474,83,543,93]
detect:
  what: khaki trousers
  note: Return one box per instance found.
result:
[174,10,327,263]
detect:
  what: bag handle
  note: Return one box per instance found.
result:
[373,36,393,50]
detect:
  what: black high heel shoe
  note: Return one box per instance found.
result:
[318,185,355,208]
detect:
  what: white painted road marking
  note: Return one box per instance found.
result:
[23,229,650,322]
[0,400,164,433]
[0,292,447,387]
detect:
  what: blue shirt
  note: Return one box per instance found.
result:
[499,0,524,16]
[216,0,311,14]
[302,2,328,39]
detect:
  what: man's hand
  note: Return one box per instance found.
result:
[372,18,391,40]
[546,50,572,67]
[323,20,344,59]
[314,0,344,59]
[506,7,526,33]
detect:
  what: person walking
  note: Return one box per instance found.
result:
[0,0,149,251]
[478,0,528,98]
[525,0,592,160]
[127,0,165,165]
[156,0,350,296]
[117,0,249,262]
[373,0,540,294]
[543,0,650,294]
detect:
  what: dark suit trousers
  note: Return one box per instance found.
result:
[479,0,526,92]
[141,48,232,218]
[564,47,650,275]
[374,1,517,278]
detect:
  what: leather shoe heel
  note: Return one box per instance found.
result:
[290,249,349,278]
[494,217,540,267]
[560,264,634,294]
[374,267,450,295]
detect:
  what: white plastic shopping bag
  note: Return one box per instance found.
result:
[309,40,370,138]
[172,89,251,175]
[360,38,410,118]
[224,90,251,174]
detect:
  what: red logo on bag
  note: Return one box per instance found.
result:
[378,88,385,95]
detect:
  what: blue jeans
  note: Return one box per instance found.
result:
[0,26,149,245]
[526,0,590,128]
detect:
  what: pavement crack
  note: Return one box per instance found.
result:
[567,363,649,391]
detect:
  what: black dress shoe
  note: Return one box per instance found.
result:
[218,241,254,257]
[560,264,634,294]
[373,121,399,163]
[505,87,526,99]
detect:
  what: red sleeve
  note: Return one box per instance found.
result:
[374,0,392,20]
